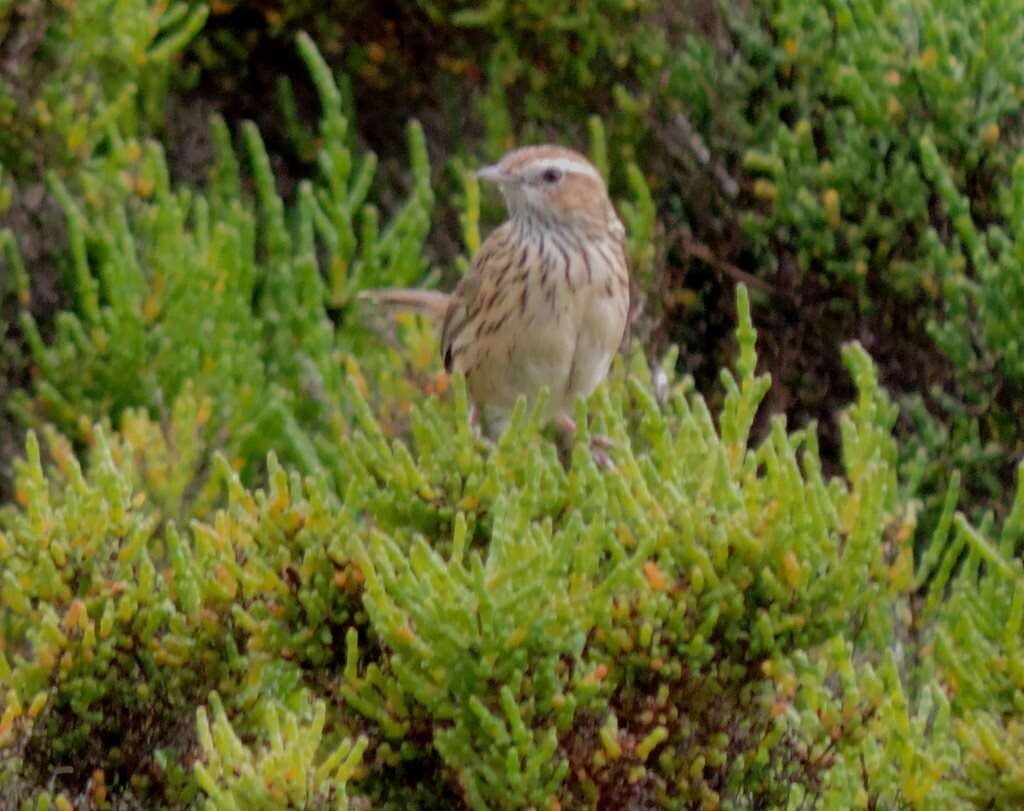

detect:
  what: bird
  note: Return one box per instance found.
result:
[361,145,631,455]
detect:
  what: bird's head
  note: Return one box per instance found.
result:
[477,145,624,241]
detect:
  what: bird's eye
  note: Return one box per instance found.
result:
[541,167,562,184]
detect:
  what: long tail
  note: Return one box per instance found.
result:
[358,288,451,320]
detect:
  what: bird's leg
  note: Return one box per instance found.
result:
[555,414,615,469]
[555,413,576,436]
[468,402,483,439]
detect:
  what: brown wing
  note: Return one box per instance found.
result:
[617,231,635,351]
[440,223,514,373]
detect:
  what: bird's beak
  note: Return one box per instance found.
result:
[476,164,507,185]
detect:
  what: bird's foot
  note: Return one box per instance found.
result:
[555,415,615,470]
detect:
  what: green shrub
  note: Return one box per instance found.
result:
[666,0,1024,289]
[194,693,367,811]
[653,0,1024,532]
[930,481,1024,807]
[7,280,1021,808]
[6,34,435,504]
[0,394,370,805]
[920,136,1024,393]
[4,5,1024,809]
[4,33,659,503]
[890,134,1024,529]
[0,422,224,807]
[0,224,29,397]
[0,0,207,179]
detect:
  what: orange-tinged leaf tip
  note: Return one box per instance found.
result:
[65,598,87,632]
[394,624,415,644]
[643,560,668,592]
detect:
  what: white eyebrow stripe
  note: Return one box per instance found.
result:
[532,157,603,184]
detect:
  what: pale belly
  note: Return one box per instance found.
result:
[568,289,627,402]
[467,281,627,435]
